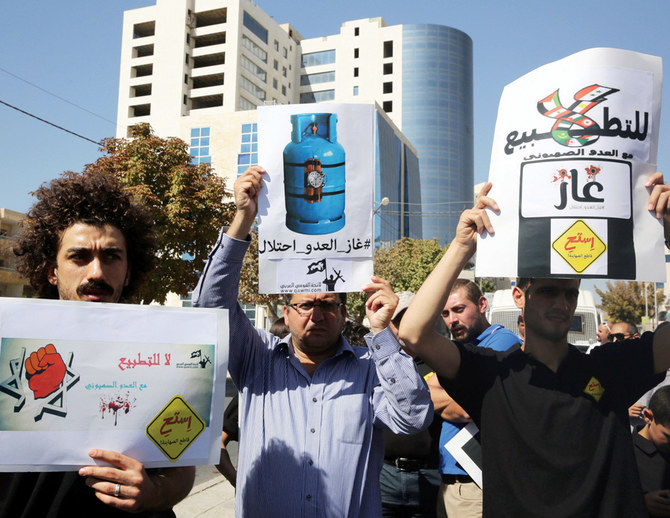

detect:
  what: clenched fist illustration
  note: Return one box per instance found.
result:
[25,344,67,399]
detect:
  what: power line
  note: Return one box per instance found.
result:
[0,66,118,127]
[0,98,102,146]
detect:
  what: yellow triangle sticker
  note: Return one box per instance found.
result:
[583,376,605,402]
[146,395,205,461]
[552,220,606,273]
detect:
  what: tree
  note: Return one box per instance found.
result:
[346,238,447,323]
[596,280,665,324]
[239,228,283,320]
[83,123,235,304]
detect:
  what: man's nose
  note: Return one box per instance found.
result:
[309,305,325,322]
[86,257,105,280]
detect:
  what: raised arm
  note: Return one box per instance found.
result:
[646,173,670,372]
[398,183,498,380]
[363,276,433,434]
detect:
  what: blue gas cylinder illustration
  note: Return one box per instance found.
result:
[283,113,345,235]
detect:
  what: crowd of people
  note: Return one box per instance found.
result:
[3,165,670,517]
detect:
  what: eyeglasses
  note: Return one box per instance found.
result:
[288,301,344,317]
[610,333,631,342]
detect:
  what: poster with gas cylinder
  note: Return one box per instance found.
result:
[257,103,375,294]
[476,48,664,281]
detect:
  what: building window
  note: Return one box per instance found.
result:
[300,90,335,103]
[353,67,359,77]
[242,35,267,63]
[282,84,286,96]
[190,127,212,165]
[300,71,335,86]
[301,50,336,67]
[240,76,266,101]
[354,48,359,59]
[243,11,268,44]
[273,78,278,89]
[384,62,393,75]
[133,21,155,38]
[383,100,393,113]
[184,74,189,84]
[242,304,256,326]
[354,27,360,36]
[133,44,154,58]
[273,59,278,71]
[185,54,189,64]
[383,82,393,94]
[283,47,288,58]
[241,55,267,82]
[274,40,279,51]
[384,41,393,58]
[282,66,287,78]
[183,94,187,105]
[353,86,359,96]
[239,96,256,111]
[238,123,258,174]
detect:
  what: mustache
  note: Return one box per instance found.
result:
[77,280,114,296]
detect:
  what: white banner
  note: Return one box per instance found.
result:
[477,48,664,280]
[0,298,228,471]
[257,103,375,294]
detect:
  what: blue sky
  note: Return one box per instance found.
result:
[2,1,669,298]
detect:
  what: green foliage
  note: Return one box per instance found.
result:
[479,279,497,294]
[239,228,283,320]
[595,280,665,324]
[346,238,447,323]
[83,123,235,304]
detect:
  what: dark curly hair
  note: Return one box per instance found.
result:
[14,172,157,300]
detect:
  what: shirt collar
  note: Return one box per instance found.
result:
[274,333,356,358]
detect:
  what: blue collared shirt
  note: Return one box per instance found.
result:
[193,231,432,518]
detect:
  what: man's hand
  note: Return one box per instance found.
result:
[25,344,66,399]
[362,276,398,334]
[629,403,645,419]
[227,166,266,240]
[451,182,498,254]
[644,489,670,516]
[79,449,195,512]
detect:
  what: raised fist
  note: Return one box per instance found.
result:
[25,344,67,399]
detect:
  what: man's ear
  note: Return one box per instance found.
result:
[478,296,488,315]
[47,263,58,286]
[512,286,525,310]
[643,407,654,424]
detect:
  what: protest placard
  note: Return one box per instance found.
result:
[477,48,663,280]
[0,297,227,470]
[257,103,375,294]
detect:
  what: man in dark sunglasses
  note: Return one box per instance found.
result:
[610,321,640,342]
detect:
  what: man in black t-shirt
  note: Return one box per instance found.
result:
[399,177,670,517]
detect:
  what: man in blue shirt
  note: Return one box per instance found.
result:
[434,279,518,518]
[193,167,433,518]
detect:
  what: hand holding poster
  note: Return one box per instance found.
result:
[0,297,227,471]
[257,103,375,294]
[476,48,664,280]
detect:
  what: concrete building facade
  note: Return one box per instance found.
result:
[117,0,472,243]
[0,209,32,298]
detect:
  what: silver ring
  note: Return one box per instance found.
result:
[114,483,121,497]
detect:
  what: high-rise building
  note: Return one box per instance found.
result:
[117,0,472,243]
[0,209,32,298]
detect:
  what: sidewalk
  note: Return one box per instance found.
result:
[173,466,236,518]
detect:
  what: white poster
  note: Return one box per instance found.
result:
[476,48,664,281]
[445,422,483,489]
[0,297,228,471]
[257,103,375,294]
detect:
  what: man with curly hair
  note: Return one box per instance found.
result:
[1,172,195,517]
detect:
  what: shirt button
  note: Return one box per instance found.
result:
[308,460,314,466]
[306,495,312,501]
[390,377,396,384]
[375,344,380,350]
[312,397,317,402]
[310,428,315,433]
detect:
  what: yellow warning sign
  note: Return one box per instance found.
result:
[551,220,606,273]
[583,376,605,402]
[146,395,205,461]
